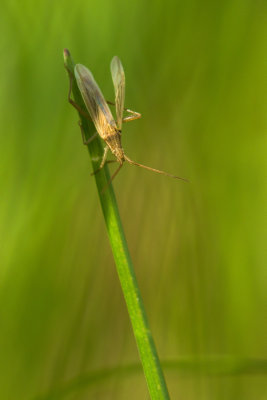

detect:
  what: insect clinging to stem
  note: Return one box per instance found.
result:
[66,53,187,186]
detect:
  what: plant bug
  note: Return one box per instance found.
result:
[67,55,187,185]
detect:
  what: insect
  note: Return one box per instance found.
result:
[67,55,187,185]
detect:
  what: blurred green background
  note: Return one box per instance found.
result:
[0,0,266,399]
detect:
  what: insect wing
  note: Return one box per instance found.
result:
[74,64,116,137]
[110,56,125,130]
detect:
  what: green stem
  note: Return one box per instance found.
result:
[63,49,170,400]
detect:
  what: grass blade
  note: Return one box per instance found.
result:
[63,49,170,400]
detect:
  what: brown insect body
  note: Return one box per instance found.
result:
[71,58,187,185]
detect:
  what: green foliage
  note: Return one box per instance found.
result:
[0,0,266,399]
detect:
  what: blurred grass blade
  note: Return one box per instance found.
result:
[63,49,170,400]
[34,356,267,399]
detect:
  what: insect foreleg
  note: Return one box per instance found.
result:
[122,109,141,123]
[106,101,141,124]
[106,100,115,106]
[67,71,91,119]
[78,121,98,145]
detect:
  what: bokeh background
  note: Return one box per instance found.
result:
[0,0,266,399]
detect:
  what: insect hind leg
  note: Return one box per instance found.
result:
[101,163,123,194]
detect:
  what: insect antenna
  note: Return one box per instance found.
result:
[124,156,188,182]
[101,163,123,194]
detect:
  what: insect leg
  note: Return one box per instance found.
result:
[101,163,123,194]
[122,109,141,123]
[78,121,98,145]
[106,101,141,124]
[67,72,91,119]
[124,155,188,182]
[91,146,114,175]
[100,146,109,168]
[91,160,117,176]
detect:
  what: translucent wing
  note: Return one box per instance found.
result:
[110,56,125,130]
[74,64,117,139]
